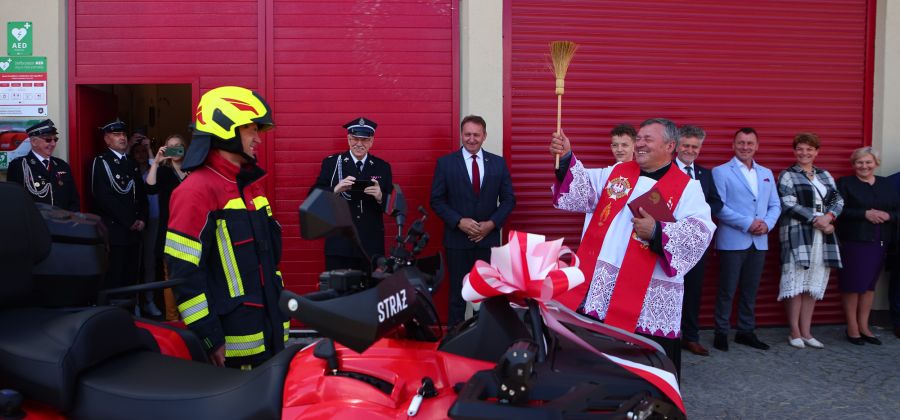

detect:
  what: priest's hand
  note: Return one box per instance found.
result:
[549,130,571,157]
[632,207,656,241]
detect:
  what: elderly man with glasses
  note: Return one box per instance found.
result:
[310,116,393,271]
[6,119,81,211]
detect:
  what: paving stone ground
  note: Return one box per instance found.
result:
[681,324,900,419]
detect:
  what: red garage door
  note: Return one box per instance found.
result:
[69,0,459,295]
[270,1,459,293]
[503,0,875,326]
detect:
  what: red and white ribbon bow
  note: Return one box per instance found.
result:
[461,230,685,414]
[462,231,583,303]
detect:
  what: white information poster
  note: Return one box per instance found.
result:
[0,56,48,117]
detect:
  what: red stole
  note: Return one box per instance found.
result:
[557,161,689,332]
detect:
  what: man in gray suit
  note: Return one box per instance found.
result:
[711,128,781,351]
[430,115,516,327]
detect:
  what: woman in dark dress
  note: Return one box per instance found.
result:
[836,147,900,345]
[146,134,188,321]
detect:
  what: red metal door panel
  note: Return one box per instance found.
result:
[504,0,874,327]
[70,1,460,318]
[73,86,118,213]
[271,0,459,298]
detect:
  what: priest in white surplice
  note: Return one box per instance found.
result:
[550,118,715,376]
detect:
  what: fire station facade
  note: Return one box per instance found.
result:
[2,0,897,325]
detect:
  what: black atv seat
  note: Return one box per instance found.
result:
[0,184,148,411]
[0,306,145,411]
[70,344,301,420]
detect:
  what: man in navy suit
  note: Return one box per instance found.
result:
[430,115,516,327]
[674,125,722,356]
[711,127,781,351]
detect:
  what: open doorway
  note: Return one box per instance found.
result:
[73,84,192,212]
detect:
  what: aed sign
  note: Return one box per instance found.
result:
[7,22,33,56]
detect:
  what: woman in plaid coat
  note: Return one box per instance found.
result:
[777,133,843,349]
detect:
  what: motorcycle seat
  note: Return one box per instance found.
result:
[69,343,302,420]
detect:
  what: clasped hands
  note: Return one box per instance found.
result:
[333,176,382,202]
[864,209,890,225]
[812,213,836,234]
[458,218,495,243]
[746,219,770,235]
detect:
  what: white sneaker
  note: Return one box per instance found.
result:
[788,336,805,348]
[801,337,824,349]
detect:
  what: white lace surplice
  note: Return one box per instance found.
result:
[552,157,715,338]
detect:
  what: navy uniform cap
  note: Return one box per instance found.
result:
[343,117,377,137]
[26,119,59,137]
[99,118,127,133]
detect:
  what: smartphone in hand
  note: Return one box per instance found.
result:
[163,146,185,157]
[350,179,375,191]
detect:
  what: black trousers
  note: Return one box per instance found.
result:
[446,247,492,327]
[680,252,709,342]
[890,267,900,328]
[105,242,141,290]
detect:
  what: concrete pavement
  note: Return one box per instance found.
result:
[681,324,900,419]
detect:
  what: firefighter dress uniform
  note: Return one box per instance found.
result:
[165,86,289,368]
[311,117,393,270]
[7,153,80,212]
[91,120,149,290]
[313,151,393,261]
[6,119,80,212]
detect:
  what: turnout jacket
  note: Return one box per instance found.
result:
[7,152,80,212]
[165,152,288,366]
[311,151,393,259]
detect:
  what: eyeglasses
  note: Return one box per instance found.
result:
[39,136,60,143]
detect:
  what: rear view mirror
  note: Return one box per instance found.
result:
[299,188,356,240]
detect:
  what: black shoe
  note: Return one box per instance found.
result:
[861,334,882,345]
[846,334,866,345]
[713,332,729,351]
[734,332,770,350]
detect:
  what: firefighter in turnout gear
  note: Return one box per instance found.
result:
[165,86,289,368]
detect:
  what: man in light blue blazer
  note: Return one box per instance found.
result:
[711,127,781,352]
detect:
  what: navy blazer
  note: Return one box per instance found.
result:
[694,163,723,216]
[430,148,515,249]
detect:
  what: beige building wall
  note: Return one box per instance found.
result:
[872,0,899,310]
[875,0,900,175]
[0,0,67,158]
[459,0,504,155]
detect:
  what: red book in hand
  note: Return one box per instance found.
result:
[627,187,675,222]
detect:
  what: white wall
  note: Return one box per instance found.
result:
[875,0,900,176]
[0,0,67,157]
[459,0,504,155]
[872,0,899,311]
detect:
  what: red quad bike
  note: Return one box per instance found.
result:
[0,183,685,419]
